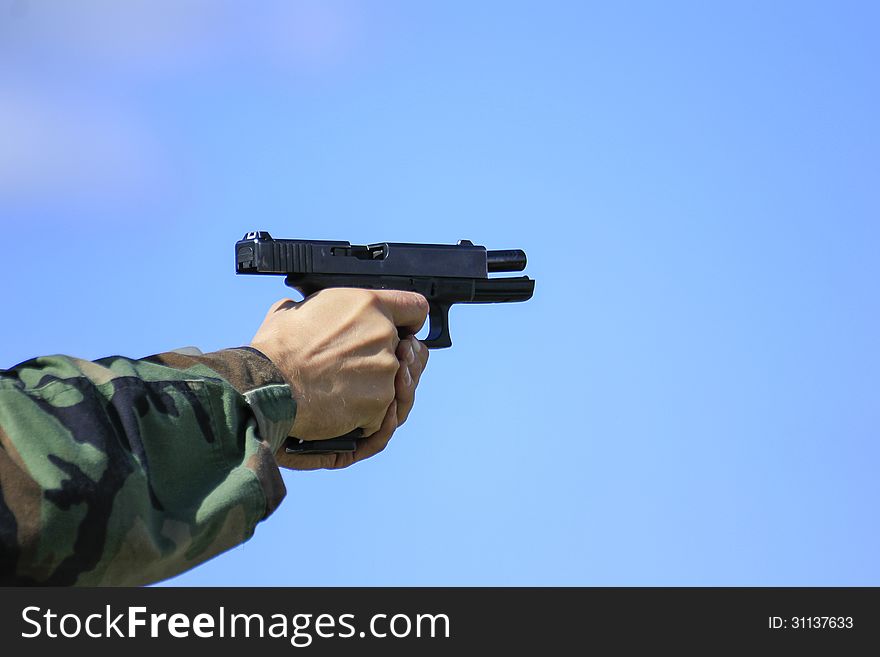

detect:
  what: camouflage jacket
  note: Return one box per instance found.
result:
[0,347,295,586]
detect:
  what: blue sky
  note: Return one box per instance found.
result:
[1,1,878,585]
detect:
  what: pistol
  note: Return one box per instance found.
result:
[235,231,535,454]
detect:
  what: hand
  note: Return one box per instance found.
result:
[250,288,430,470]
[281,335,429,471]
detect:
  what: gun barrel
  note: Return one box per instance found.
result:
[486,249,527,272]
[472,276,535,303]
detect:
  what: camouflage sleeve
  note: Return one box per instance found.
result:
[0,347,295,586]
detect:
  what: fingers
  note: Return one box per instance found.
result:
[373,290,429,334]
[395,340,416,425]
[413,336,429,370]
[395,336,428,425]
[268,289,429,473]
[277,334,426,472]
[275,401,397,471]
[276,450,346,472]
[275,400,397,471]
[353,400,399,465]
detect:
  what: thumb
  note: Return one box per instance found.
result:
[373,290,429,334]
[269,297,299,312]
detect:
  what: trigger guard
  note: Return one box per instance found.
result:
[424,303,452,349]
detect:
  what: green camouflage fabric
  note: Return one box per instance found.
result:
[0,347,295,586]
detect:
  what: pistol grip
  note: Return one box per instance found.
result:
[284,428,363,454]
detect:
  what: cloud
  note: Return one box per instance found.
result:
[0,86,167,208]
[0,1,372,215]
[1,0,366,76]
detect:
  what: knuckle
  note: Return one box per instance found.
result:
[364,289,385,309]
[380,384,396,406]
[356,296,379,315]
[345,289,381,314]
[370,318,398,344]
[380,353,400,374]
[382,322,398,342]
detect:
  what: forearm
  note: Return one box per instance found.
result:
[0,347,294,586]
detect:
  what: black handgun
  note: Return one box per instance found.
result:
[235,231,535,454]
